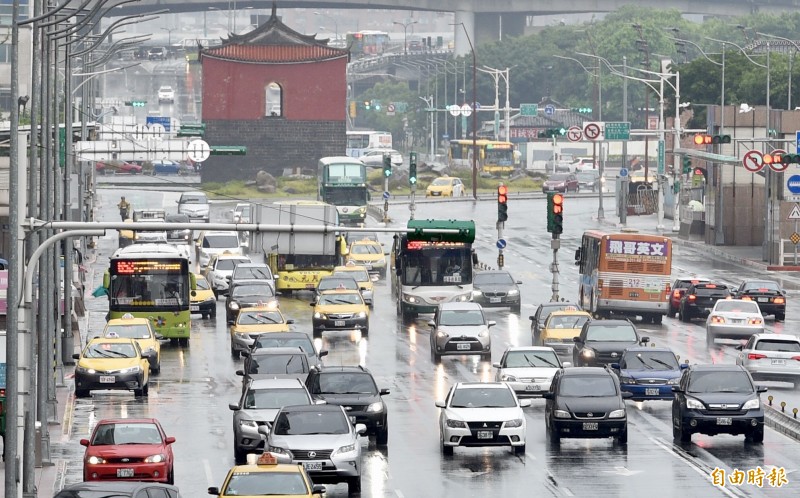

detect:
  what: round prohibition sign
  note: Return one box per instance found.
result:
[583,123,601,140]
[742,150,764,173]
[567,126,583,142]
[770,149,789,172]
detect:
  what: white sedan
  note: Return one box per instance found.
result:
[435,382,530,455]
[360,148,403,168]
[493,346,568,398]
[706,299,764,346]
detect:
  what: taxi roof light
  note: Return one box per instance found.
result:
[257,452,278,465]
[121,313,135,319]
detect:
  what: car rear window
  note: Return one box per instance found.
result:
[755,339,800,352]
[742,281,781,292]
[713,300,759,313]
[692,284,730,297]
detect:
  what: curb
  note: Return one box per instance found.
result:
[764,403,800,442]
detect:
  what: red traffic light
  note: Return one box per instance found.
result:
[763,153,774,164]
[693,168,703,175]
[694,134,710,145]
[498,185,508,203]
[552,193,563,214]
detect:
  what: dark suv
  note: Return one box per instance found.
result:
[679,282,731,322]
[672,364,766,443]
[305,366,390,446]
[572,319,648,367]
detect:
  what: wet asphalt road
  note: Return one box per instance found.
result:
[54,188,800,497]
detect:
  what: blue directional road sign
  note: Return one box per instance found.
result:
[796,131,800,154]
[545,104,555,116]
[496,239,507,249]
[619,168,629,178]
[383,191,391,200]
[146,116,171,132]
[788,175,800,195]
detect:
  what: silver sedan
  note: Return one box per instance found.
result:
[736,333,800,384]
[706,299,764,346]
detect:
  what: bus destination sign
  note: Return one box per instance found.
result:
[114,260,184,274]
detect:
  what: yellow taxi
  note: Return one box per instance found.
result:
[425,176,465,198]
[72,336,151,398]
[208,452,325,497]
[346,240,387,278]
[332,264,374,306]
[311,289,369,338]
[191,273,217,319]
[102,314,162,374]
[230,306,293,357]
[538,310,593,355]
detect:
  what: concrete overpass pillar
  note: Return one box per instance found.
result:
[454,10,475,57]
[475,13,527,45]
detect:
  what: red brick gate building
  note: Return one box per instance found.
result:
[200,5,348,182]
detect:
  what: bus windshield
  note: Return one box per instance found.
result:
[401,244,472,286]
[326,163,366,183]
[324,186,367,206]
[110,273,188,308]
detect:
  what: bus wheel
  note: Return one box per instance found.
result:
[179,338,189,347]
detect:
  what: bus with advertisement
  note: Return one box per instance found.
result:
[318,157,369,226]
[346,30,391,57]
[574,231,673,324]
[346,131,392,158]
[391,219,476,322]
[104,244,195,345]
[449,139,517,174]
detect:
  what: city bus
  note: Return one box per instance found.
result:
[346,131,392,158]
[449,139,516,174]
[104,244,195,345]
[391,219,476,322]
[346,30,391,57]
[317,156,369,226]
[575,231,673,324]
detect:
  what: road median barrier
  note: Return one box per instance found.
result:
[764,395,800,442]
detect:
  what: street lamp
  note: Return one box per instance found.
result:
[453,22,478,199]
[315,11,338,40]
[757,32,799,110]
[161,26,176,46]
[393,20,418,55]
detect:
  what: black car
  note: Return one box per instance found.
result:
[238,347,310,384]
[226,281,278,323]
[472,270,522,312]
[669,277,710,317]
[671,364,767,443]
[576,171,601,192]
[572,319,648,367]
[544,367,631,445]
[315,275,360,301]
[732,279,786,321]
[530,302,581,344]
[305,365,390,446]
[679,282,731,322]
[55,481,181,498]
[165,213,192,243]
[251,331,328,365]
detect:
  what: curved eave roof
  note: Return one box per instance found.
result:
[202,45,349,64]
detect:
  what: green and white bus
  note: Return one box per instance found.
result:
[104,244,195,345]
[317,156,369,226]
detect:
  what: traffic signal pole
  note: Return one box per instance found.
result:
[551,234,561,302]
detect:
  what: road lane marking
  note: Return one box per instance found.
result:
[204,458,214,487]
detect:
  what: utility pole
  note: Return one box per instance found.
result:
[621,56,628,227]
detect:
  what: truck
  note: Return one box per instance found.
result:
[249,201,344,294]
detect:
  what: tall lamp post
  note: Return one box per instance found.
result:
[160,26,175,46]
[453,22,477,199]
[757,32,799,110]
[393,20,418,55]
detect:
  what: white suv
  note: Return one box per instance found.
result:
[158,86,175,103]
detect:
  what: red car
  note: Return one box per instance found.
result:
[96,161,143,175]
[669,277,710,317]
[81,418,176,484]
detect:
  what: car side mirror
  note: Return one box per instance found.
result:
[519,399,532,408]
[435,400,446,408]
[175,200,179,204]
[427,320,436,328]
[309,302,315,307]
[312,484,327,495]
[79,438,90,447]
[72,353,80,360]
[208,487,220,495]
[314,399,327,405]
[640,336,650,344]
[155,333,165,341]
[235,369,244,376]
[286,319,295,325]
[735,345,743,351]
[487,321,496,327]
[573,337,582,343]
[529,315,536,321]
[228,403,240,411]
[492,362,501,368]
[516,281,523,285]
[621,392,633,399]
[240,351,251,358]
[380,388,390,396]
[562,362,572,368]
[671,386,683,393]
[542,392,554,400]
[610,363,620,370]
[257,425,270,436]
[165,436,176,444]
[757,386,768,393]
[355,423,368,435]
[680,363,689,370]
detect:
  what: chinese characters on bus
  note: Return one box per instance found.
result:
[605,239,668,259]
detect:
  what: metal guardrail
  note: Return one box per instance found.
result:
[778,239,800,266]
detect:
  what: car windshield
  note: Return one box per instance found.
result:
[503,350,560,368]
[222,472,309,496]
[577,173,596,181]
[90,422,162,445]
[310,372,377,395]
[334,270,370,282]
[755,339,800,352]
[232,284,275,298]
[244,388,310,409]
[546,314,589,329]
[439,309,484,326]
[195,276,211,290]
[585,324,638,342]
[237,311,283,325]
[621,351,679,370]
[318,279,358,291]
[450,387,516,408]
[318,293,362,306]
[347,233,379,243]
[688,371,753,393]
[559,375,617,397]
[351,244,382,255]
[165,214,189,223]
[84,342,137,359]
[474,272,514,285]
[432,178,453,186]
[538,304,579,323]
[105,324,151,340]
[203,234,239,249]
[216,258,249,271]
[548,174,568,181]
[742,281,781,292]
[233,266,272,280]
[272,410,350,435]
[249,354,308,374]
[253,337,314,354]
[714,300,760,313]
[180,194,207,204]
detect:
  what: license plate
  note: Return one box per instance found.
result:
[190,305,199,311]
[477,431,493,439]
[758,297,769,302]
[364,264,372,270]
[582,422,599,431]
[489,297,502,303]
[772,359,786,365]
[716,417,732,426]
[303,462,323,471]
[526,384,541,391]
[334,320,346,327]
[116,468,134,478]
[305,284,315,289]
[645,388,660,396]
[457,343,471,351]
[432,192,440,196]
[99,376,115,383]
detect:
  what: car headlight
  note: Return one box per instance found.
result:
[335,443,357,455]
[436,330,449,339]
[501,374,518,382]
[472,290,483,296]
[686,398,704,410]
[119,366,140,374]
[479,330,489,338]
[403,294,419,304]
[742,398,760,410]
[554,410,571,419]
[579,348,596,358]
[313,312,326,319]
[446,419,467,428]
[608,409,626,419]
[667,377,680,385]
[454,293,472,302]
[240,419,258,429]
[366,401,384,413]
[507,289,519,296]
[356,311,367,318]
[234,332,250,339]
[358,207,367,214]
[86,456,106,465]
[229,302,239,310]
[144,454,165,463]
[268,445,289,455]
[619,376,635,384]
[504,419,523,428]
[76,366,94,374]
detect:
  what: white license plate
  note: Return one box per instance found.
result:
[489,297,502,303]
[99,376,115,383]
[364,264,372,270]
[303,462,323,471]
[582,422,599,431]
[190,305,199,311]
[334,320,346,327]
[645,388,660,396]
[758,297,769,302]
[772,359,786,365]
[116,468,134,478]
[457,343,471,351]
[525,384,541,391]
[716,417,732,426]
[477,430,493,439]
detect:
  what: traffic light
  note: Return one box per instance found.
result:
[125,100,146,107]
[409,152,417,185]
[364,101,371,110]
[383,155,392,177]
[538,128,566,138]
[781,153,800,165]
[497,185,508,222]
[682,156,691,174]
[571,107,592,114]
[693,134,731,145]
[547,192,564,234]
